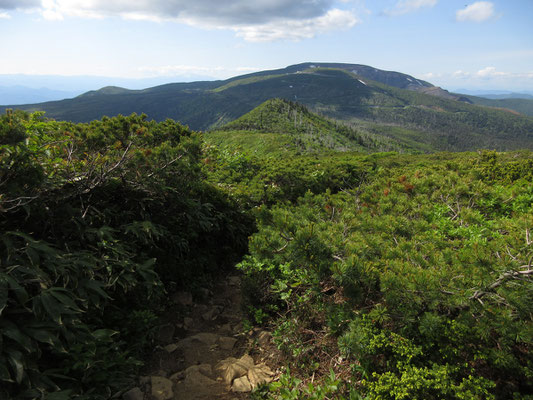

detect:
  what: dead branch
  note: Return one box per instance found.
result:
[66,141,75,165]
[146,153,184,178]
[470,267,533,302]
[505,246,518,261]
[81,141,133,194]
[0,196,38,212]
[440,289,456,295]
[273,242,289,254]
[39,139,71,149]
[105,141,133,176]
[443,200,459,220]
[280,232,294,242]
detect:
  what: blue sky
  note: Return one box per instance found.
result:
[1,0,532,91]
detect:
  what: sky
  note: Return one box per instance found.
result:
[1,0,532,91]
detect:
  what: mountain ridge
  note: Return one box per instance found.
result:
[2,62,533,152]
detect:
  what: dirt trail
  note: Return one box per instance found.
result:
[122,275,277,400]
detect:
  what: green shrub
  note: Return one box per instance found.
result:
[0,111,251,398]
[239,151,533,399]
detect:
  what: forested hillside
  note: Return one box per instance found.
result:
[3,63,533,152]
[209,98,409,154]
[1,109,532,399]
[208,98,533,155]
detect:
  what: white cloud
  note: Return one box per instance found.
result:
[10,0,359,41]
[456,1,495,22]
[41,0,64,20]
[476,66,506,78]
[456,67,533,80]
[234,9,359,42]
[420,72,442,79]
[449,67,516,79]
[0,11,11,18]
[35,0,335,24]
[384,0,437,16]
[430,68,533,91]
[452,70,470,78]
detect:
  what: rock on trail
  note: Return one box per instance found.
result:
[124,275,276,400]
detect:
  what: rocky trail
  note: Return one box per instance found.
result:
[122,275,278,400]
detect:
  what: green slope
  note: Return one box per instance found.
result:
[463,95,533,117]
[207,98,412,154]
[3,63,533,152]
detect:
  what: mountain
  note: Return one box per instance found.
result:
[479,93,533,100]
[461,95,533,117]
[220,62,433,90]
[206,98,410,154]
[416,86,472,102]
[78,86,132,97]
[2,62,533,152]
[454,89,533,99]
[0,62,437,126]
[0,73,217,103]
[0,85,80,105]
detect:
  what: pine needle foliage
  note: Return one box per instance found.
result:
[238,150,533,399]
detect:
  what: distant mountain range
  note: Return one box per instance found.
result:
[449,89,533,117]
[478,93,533,100]
[464,95,533,117]
[0,85,81,105]
[453,89,533,99]
[2,62,533,152]
[0,73,216,105]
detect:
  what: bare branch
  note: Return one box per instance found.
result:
[39,139,71,149]
[442,198,459,220]
[146,153,184,178]
[470,268,533,302]
[81,142,133,194]
[0,196,38,212]
[505,246,518,261]
[66,142,75,165]
[106,141,133,176]
[440,289,456,295]
[280,232,294,242]
[273,242,289,254]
